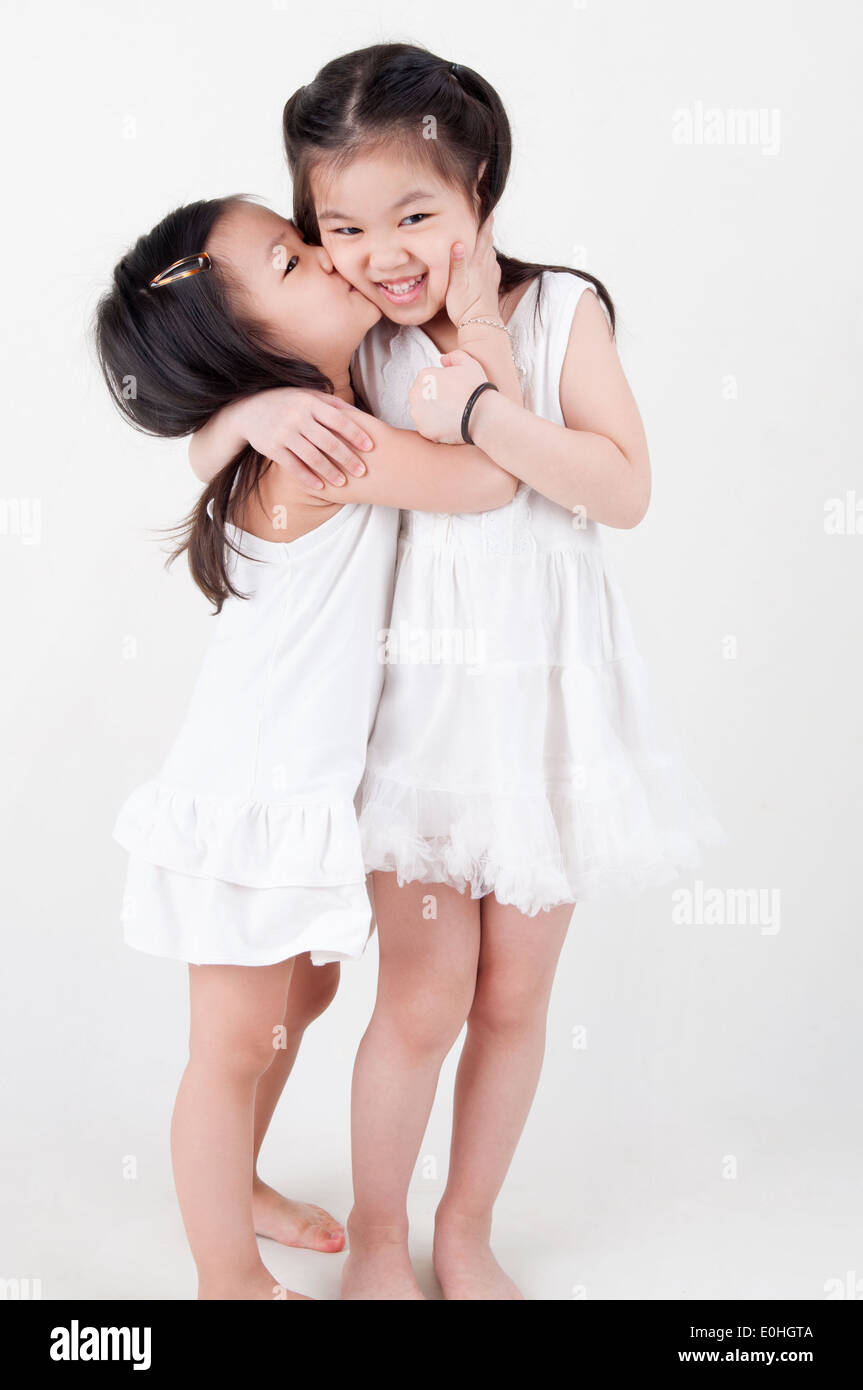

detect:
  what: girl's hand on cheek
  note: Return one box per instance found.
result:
[444,215,501,329]
[238,388,374,489]
[408,350,488,444]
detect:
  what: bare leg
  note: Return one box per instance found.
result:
[342,875,481,1300]
[251,956,345,1253]
[171,958,311,1300]
[434,895,574,1300]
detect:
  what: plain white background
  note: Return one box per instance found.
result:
[1,0,861,1301]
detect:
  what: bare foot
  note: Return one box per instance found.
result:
[253,1180,345,1253]
[341,1218,426,1301]
[198,1265,312,1301]
[433,1212,524,1301]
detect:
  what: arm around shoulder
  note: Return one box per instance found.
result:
[308,415,518,513]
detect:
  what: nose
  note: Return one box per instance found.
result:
[367,237,413,277]
[314,244,336,274]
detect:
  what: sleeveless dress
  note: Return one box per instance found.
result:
[113,503,399,965]
[351,271,722,916]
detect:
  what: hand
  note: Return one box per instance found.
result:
[238,388,374,489]
[408,349,489,445]
[444,215,501,330]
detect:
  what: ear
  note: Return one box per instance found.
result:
[472,159,489,212]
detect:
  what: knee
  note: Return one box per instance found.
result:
[382,986,472,1062]
[190,1026,278,1082]
[467,974,547,1041]
[288,963,340,1033]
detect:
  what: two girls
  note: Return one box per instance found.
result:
[189,44,721,1299]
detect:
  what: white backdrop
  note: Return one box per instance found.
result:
[1,0,861,1301]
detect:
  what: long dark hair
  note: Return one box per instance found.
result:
[94,195,333,610]
[283,43,615,332]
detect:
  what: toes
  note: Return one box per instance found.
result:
[301,1220,346,1253]
[253,1193,346,1252]
[305,1205,346,1244]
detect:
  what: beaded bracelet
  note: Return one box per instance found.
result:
[457,315,509,333]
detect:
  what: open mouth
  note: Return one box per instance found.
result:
[375,272,427,305]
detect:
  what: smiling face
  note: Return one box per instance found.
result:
[206,200,381,380]
[311,150,481,326]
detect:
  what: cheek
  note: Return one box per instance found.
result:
[419,234,452,289]
[250,284,286,339]
[322,237,359,282]
[427,221,477,292]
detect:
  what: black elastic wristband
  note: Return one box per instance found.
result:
[460,381,499,444]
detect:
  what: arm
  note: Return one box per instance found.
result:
[187,382,515,510]
[456,319,522,406]
[306,411,517,513]
[189,401,252,482]
[189,389,376,488]
[410,290,651,529]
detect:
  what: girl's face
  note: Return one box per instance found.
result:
[312,151,480,326]
[207,201,381,371]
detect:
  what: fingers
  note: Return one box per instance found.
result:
[273,450,332,491]
[274,440,348,488]
[448,240,467,293]
[306,392,375,447]
[316,403,374,456]
[306,422,367,478]
[316,393,374,435]
[298,438,351,487]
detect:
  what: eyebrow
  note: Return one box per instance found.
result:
[317,189,436,221]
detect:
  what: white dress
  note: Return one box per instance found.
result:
[114,503,399,965]
[352,271,722,916]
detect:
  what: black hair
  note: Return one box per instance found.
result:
[94,195,333,610]
[282,42,615,331]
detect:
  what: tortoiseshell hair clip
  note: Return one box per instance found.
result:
[148,252,212,290]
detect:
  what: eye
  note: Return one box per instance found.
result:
[282,254,299,277]
[331,226,361,237]
[400,213,431,227]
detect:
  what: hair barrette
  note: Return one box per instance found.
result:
[149,252,212,290]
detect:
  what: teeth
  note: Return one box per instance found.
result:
[380,275,424,295]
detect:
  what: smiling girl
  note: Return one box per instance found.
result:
[191,43,721,1301]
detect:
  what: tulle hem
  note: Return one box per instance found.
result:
[359,768,724,917]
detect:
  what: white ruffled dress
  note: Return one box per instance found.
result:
[113,503,399,965]
[352,271,722,916]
